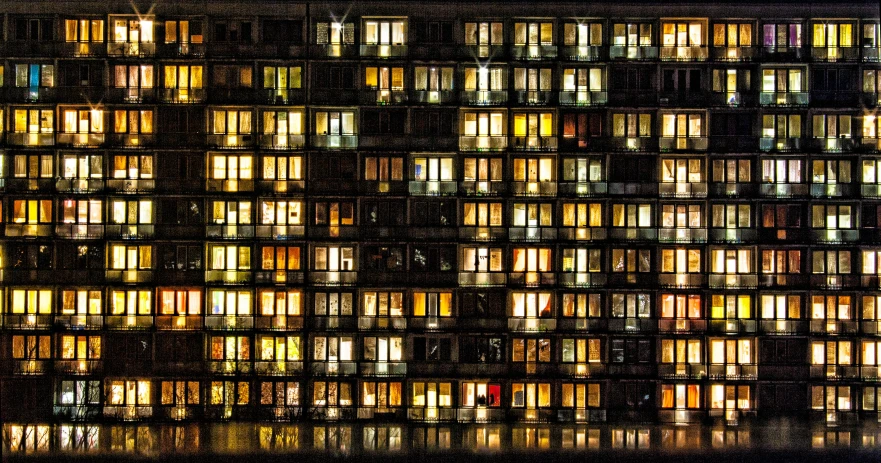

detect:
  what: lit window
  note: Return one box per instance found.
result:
[111,18,154,44]
[314,111,355,135]
[64,19,104,42]
[811,205,853,229]
[13,108,54,133]
[662,22,704,46]
[361,381,402,408]
[561,338,600,363]
[258,289,301,316]
[158,288,202,315]
[660,339,703,365]
[660,384,702,408]
[208,244,250,270]
[712,159,751,184]
[612,22,653,46]
[208,289,251,316]
[109,244,151,270]
[61,153,103,179]
[112,154,153,179]
[661,158,704,183]
[107,380,151,405]
[364,156,403,181]
[762,114,802,138]
[316,22,354,44]
[414,66,454,92]
[709,384,752,410]
[660,248,702,273]
[711,203,752,228]
[61,289,102,314]
[260,245,301,271]
[511,382,551,408]
[363,292,403,317]
[210,336,250,360]
[612,113,652,137]
[163,65,202,99]
[762,23,802,48]
[661,203,703,229]
[160,381,200,406]
[261,154,303,181]
[514,22,552,45]
[511,292,553,318]
[561,383,601,409]
[464,66,506,92]
[60,335,101,360]
[760,294,802,320]
[363,19,406,45]
[811,295,853,321]
[212,200,252,225]
[11,289,53,314]
[762,69,804,93]
[462,247,503,272]
[761,158,802,183]
[563,22,602,46]
[313,336,353,361]
[710,248,753,274]
[812,250,852,275]
[412,292,452,317]
[11,335,51,359]
[661,113,704,137]
[713,23,752,47]
[709,338,753,365]
[210,153,253,180]
[660,294,702,319]
[562,202,602,228]
[109,289,152,315]
[811,160,851,184]
[362,336,402,361]
[463,158,503,181]
[210,381,249,405]
[515,68,552,93]
[312,246,355,271]
[462,201,503,226]
[257,335,301,361]
[610,293,651,318]
[710,294,752,319]
[312,381,352,406]
[462,112,505,136]
[413,156,453,181]
[562,293,601,318]
[259,381,298,407]
[212,109,252,135]
[812,115,852,139]
[110,199,152,224]
[461,382,501,407]
[611,203,652,227]
[164,20,203,44]
[811,340,853,366]
[12,199,52,223]
[562,157,604,182]
[811,386,852,412]
[411,382,452,409]
[611,248,651,273]
[14,64,54,88]
[812,23,854,48]
[313,292,353,316]
[761,249,802,275]
[263,66,302,90]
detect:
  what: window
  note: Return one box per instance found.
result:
[613,22,653,46]
[864,71,881,96]
[611,203,653,227]
[59,380,101,407]
[313,336,353,362]
[563,113,603,141]
[412,336,452,361]
[109,289,152,315]
[562,202,603,229]
[260,246,301,271]
[65,19,104,42]
[363,19,406,45]
[60,153,102,181]
[316,22,354,44]
[112,154,153,179]
[463,157,503,183]
[208,244,250,271]
[662,22,704,46]
[515,68,553,93]
[812,250,852,275]
[110,199,152,225]
[514,21,552,46]
[611,248,651,274]
[511,292,553,318]
[660,294,702,319]
[812,386,852,412]
[111,17,154,43]
[513,113,555,139]
[14,18,53,41]
[414,66,454,93]
[709,338,753,365]
[365,66,404,90]
[812,340,853,367]
[12,199,52,224]
[811,160,851,184]
[710,294,752,320]
[660,384,702,409]
[11,335,51,359]
[713,23,752,47]
[811,205,853,229]
[159,288,202,315]
[212,109,252,135]
[362,382,402,408]
[464,67,506,92]
[459,336,504,363]
[511,382,551,409]
[763,115,803,142]
[711,159,751,184]
[212,64,253,88]
[263,65,302,93]
[60,199,102,224]
[363,336,403,362]
[465,22,503,57]
[710,249,753,274]
[363,292,403,317]
[562,293,602,318]
[660,248,702,273]
[13,109,54,134]
[107,380,151,406]
[562,383,602,411]
[61,109,104,135]
[210,381,250,406]
[610,338,653,363]
[813,23,854,48]
[61,289,102,315]
[364,156,403,183]
[15,64,54,89]
[760,294,802,320]
[210,336,250,361]
[213,19,251,43]
[661,113,704,138]
[412,292,452,317]
[761,250,802,275]
[564,22,602,46]
[259,200,302,226]
[314,202,355,235]
[610,293,651,318]
[462,246,503,272]
[761,158,802,183]
[259,381,299,409]
[11,289,52,314]
[561,338,601,363]
[210,200,252,226]
[210,153,252,182]
[413,156,453,183]
[314,292,353,316]
[312,381,353,408]
[59,335,101,360]
[256,289,301,318]
[161,381,200,407]
[761,68,804,94]
[257,335,301,362]
[313,246,355,271]
[262,154,303,181]
[661,203,703,229]
[164,19,203,45]
[661,158,704,183]
[612,113,652,137]
[709,384,752,411]
[314,111,355,135]
[763,23,802,49]
[661,338,703,365]
[461,382,502,407]
[811,295,853,322]
[412,382,452,409]
[163,65,202,100]
[812,115,852,139]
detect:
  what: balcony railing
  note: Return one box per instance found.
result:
[711,46,758,61]
[658,273,705,288]
[659,137,708,151]
[708,319,757,334]
[510,44,557,60]
[658,363,706,379]
[312,134,358,149]
[559,90,607,106]
[658,182,707,198]
[460,90,507,106]
[560,45,606,61]
[105,315,153,329]
[659,319,707,333]
[458,272,506,286]
[660,46,708,61]
[159,88,206,104]
[155,315,203,330]
[254,360,304,375]
[459,135,507,151]
[811,46,859,62]
[107,41,156,57]
[809,319,858,335]
[659,228,707,243]
[759,92,808,106]
[759,137,802,152]
[509,226,557,241]
[8,132,54,146]
[510,136,557,151]
[708,274,758,289]
[206,270,253,284]
[360,44,407,58]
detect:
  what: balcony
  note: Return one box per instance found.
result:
[205,270,252,284]
[207,134,255,149]
[155,315,203,330]
[54,405,101,421]
[809,274,859,289]
[259,88,306,105]
[157,42,206,58]
[107,179,155,193]
[104,405,153,421]
[809,229,858,243]
[510,181,557,197]
[658,182,707,198]
[254,315,304,331]
[810,183,856,198]
[810,365,859,379]
[708,182,757,197]
[761,46,806,61]
[258,134,305,150]
[659,137,708,152]
[507,318,556,333]
[658,363,706,379]
[711,46,758,61]
[205,224,254,239]
[6,178,54,192]
[159,88,206,104]
[608,317,656,333]
[56,178,104,194]
[309,271,357,286]
[558,272,606,288]
[759,319,807,335]
[254,225,305,241]
[256,179,305,194]
[660,46,708,61]
[708,319,757,334]
[460,91,508,106]
[708,228,757,243]
[54,360,103,375]
[358,317,406,331]
[107,41,156,57]
[408,407,456,422]
[509,271,556,286]
[808,137,854,153]
[608,227,658,241]
[312,134,358,149]
[510,136,557,151]
[811,46,859,62]
[105,224,155,240]
[659,228,707,243]
[458,226,506,242]
[361,89,408,105]
[708,274,758,289]
[5,224,53,237]
[659,319,707,333]
[559,91,607,106]
[458,272,506,286]
[511,44,557,60]
[105,315,153,330]
[456,407,506,423]
[2,314,53,329]
[205,316,254,330]
[8,132,54,146]
[209,360,252,375]
[759,137,802,152]
[608,137,658,152]
[360,44,407,58]
[360,361,407,376]
[310,361,357,376]
[310,43,359,58]
[359,225,409,240]
[758,182,808,198]
[254,360,304,376]
[408,317,456,331]
[509,226,557,241]
[155,405,203,421]
[513,90,555,106]
[460,180,506,196]
[408,180,457,196]
[560,45,606,61]
[411,90,457,105]
[9,359,51,375]
[54,314,103,330]
[312,316,357,330]
[757,274,808,288]
[108,87,156,104]
[60,42,106,57]
[658,274,705,288]
[8,87,57,103]
[809,319,858,335]
[609,45,658,60]
[205,179,254,193]
[759,92,808,106]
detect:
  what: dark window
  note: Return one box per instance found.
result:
[662,68,702,92]
[413,336,452,361]
[412,110,455,136]
[158,107,205,136]
[59,61,103,87]
[57,244,102,270]
[411,246,455,272]
[15,18,53,41]
[460,291,505,317]
[314,65,356,89]
[758,383,805,411]
[311,154,356,181]
[759,338,807,365]
[10,243,54,269]
[563,112,603,138]
[610,66,655,91]
[160,199,202,226]
[410,199,455,226]
[610,338,653,363]
[813,68,855,92]
[414,20,454,43]
[459,336,504,363]
[610,156,657,182]
[263,20,303,43]
[362,246,405,271]
[361,110,406,134]
[711,113,754,136]
[362,200,406,226]
[159,244,202,270]
[214,20,252,43]
[156,334,203,363]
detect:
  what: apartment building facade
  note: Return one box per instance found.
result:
[2,0,881,454]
